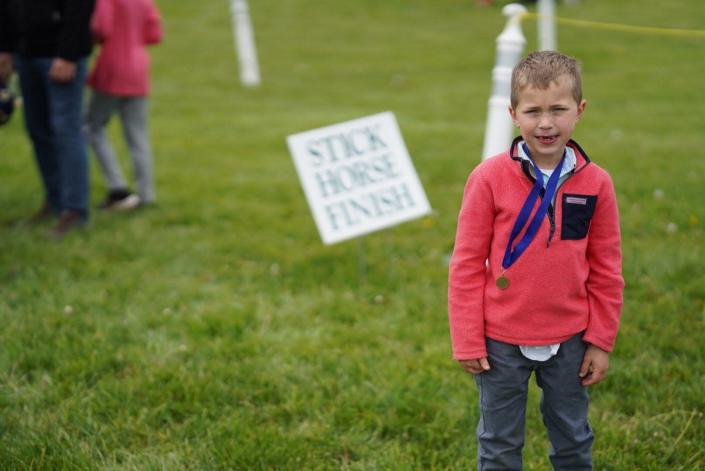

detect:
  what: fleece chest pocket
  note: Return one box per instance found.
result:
[561,194,597,240]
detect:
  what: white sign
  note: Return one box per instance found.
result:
[287,112,432,245]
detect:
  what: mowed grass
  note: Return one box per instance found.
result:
[1,0,704,469]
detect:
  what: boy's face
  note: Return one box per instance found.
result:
[509,75,586,165]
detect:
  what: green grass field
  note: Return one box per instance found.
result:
[1,0,704,469]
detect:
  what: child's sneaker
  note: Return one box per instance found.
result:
[99,190,141,211]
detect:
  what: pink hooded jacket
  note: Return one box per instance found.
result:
[87,0,163,96]
[448,138,624,360]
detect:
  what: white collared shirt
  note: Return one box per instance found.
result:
[517,140,576,182]
[515,142,576,361]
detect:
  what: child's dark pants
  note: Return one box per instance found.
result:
[474,333,594,470]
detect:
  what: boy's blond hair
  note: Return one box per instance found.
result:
[510,51,582,108]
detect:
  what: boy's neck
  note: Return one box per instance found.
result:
[532,154,563,170]
[530,149,565,170]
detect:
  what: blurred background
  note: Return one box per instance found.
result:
[0,0,703,468]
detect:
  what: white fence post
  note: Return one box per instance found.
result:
[537,0,557,51]
[481,4,527,160]
[230,0,261,87]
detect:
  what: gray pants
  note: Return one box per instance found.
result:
[84,91,155,203]
[474,333,594,470]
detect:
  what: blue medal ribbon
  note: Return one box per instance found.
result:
[501,144,566,271]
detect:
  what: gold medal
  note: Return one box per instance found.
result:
[496,275,509,290]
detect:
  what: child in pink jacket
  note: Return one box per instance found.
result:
[85,0,163,210]
[448,51,623,469]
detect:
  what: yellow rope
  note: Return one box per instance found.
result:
[522,12,705,39]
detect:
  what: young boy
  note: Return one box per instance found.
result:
[448,51,623,470]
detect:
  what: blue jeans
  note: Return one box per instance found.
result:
[15,56,89,218]
[474,333,594,470]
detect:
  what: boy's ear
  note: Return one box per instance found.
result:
[577,99,587,119]
[508,106,519,126]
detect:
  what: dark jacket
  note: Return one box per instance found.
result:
[0,0,95,61]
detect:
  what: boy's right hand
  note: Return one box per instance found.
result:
[459,357,491,375]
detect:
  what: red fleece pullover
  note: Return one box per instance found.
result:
[87,0,163,97]
[448,139,623,360]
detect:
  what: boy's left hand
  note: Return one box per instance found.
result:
[579,344,609,387]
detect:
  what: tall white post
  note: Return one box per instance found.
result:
[230,0,261,87]
[537,0,557,51]
[481,4,527,160]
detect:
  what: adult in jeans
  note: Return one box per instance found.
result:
[0,0,95,238]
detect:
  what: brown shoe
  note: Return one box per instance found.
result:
[28,201,56,224]
[52,210,85,240]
